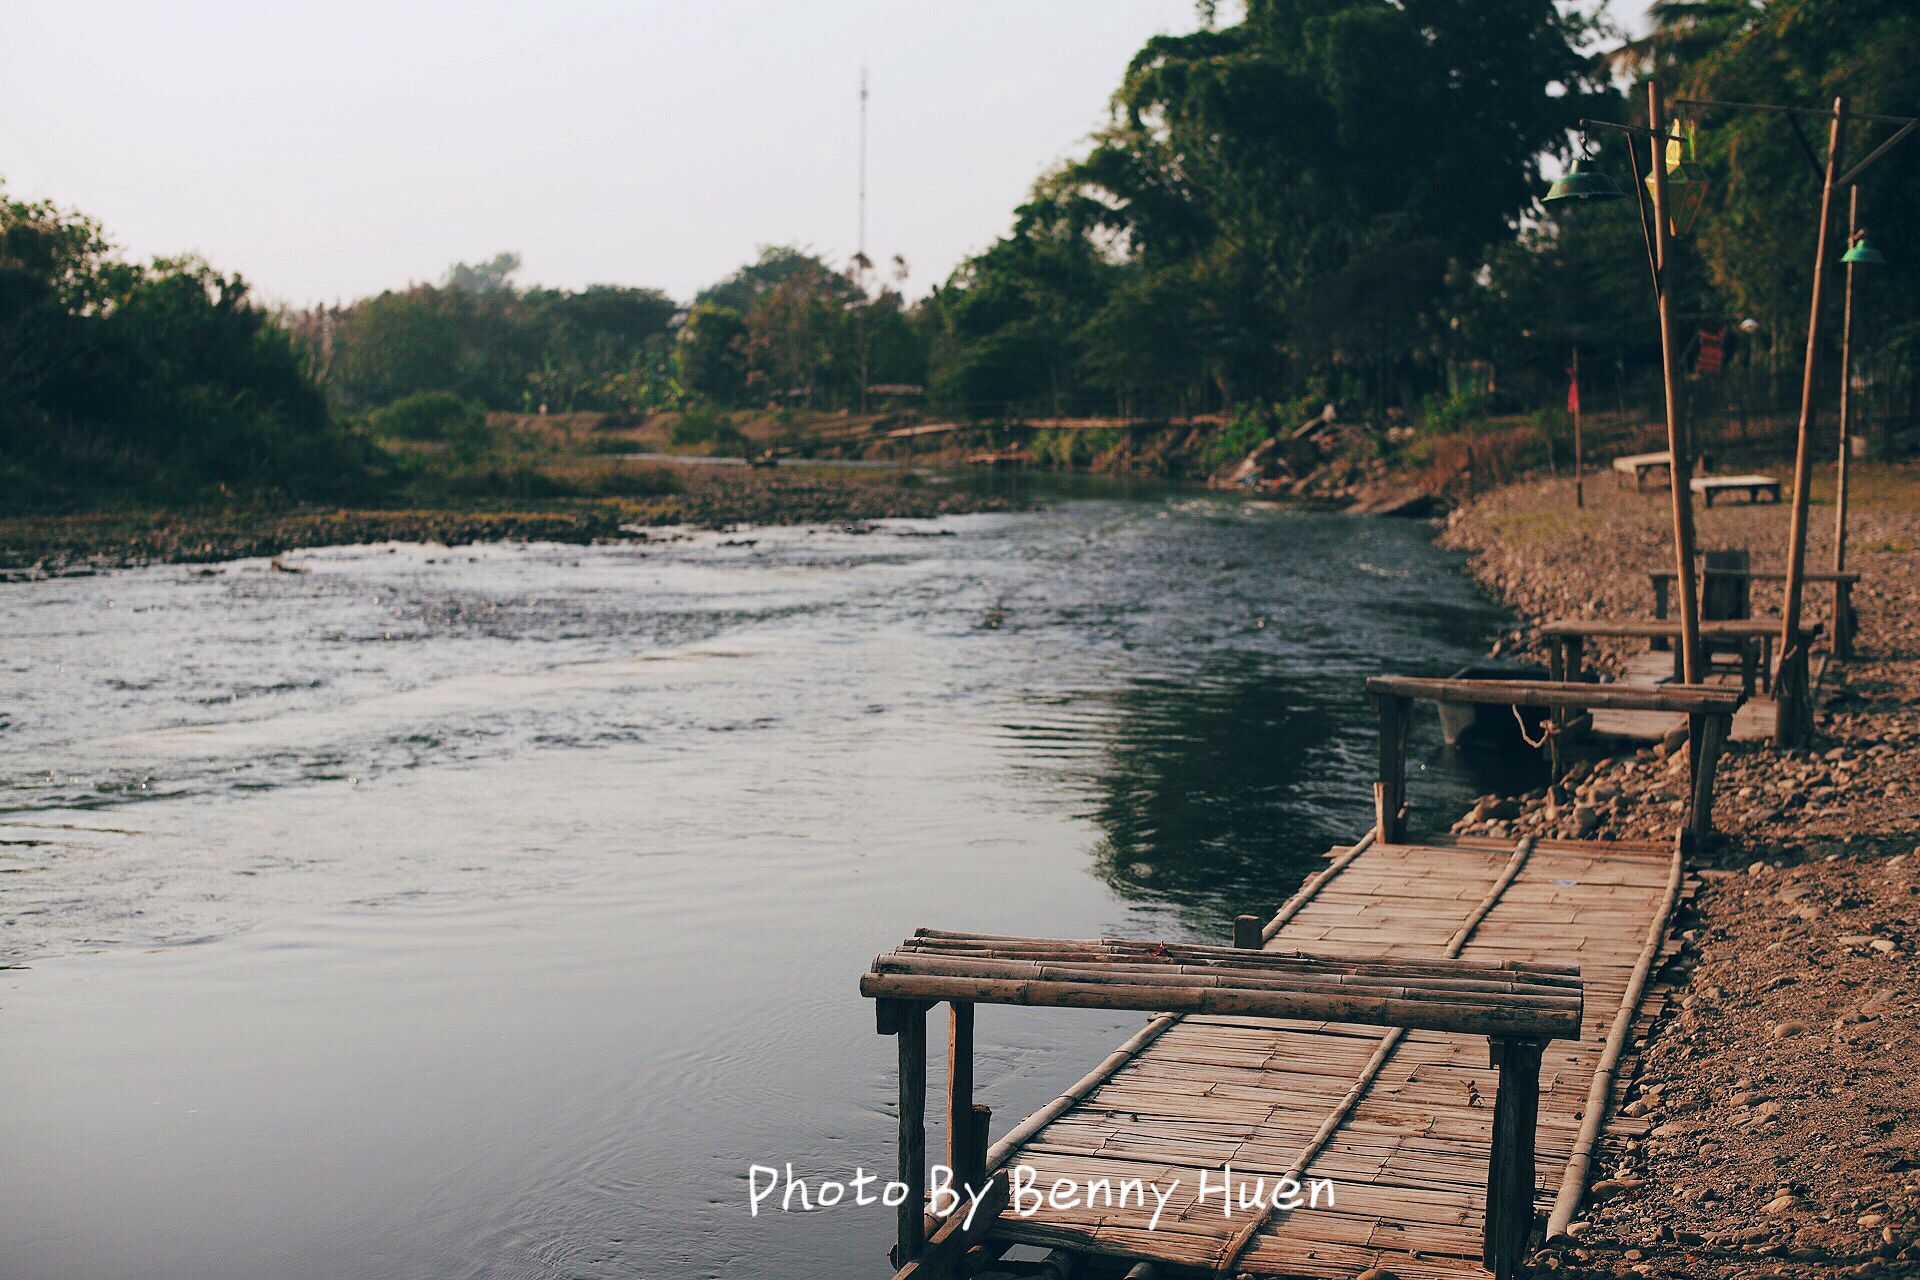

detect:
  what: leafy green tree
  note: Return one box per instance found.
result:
[2,182,367,507]
[928,0,1608,421]
[675,303,749,404]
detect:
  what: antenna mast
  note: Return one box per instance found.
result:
[858,65,869,267]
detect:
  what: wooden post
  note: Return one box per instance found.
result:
[1832,184,1858,658]
[1373,693,1411,843]
[1779,96,1847,745]
[962,1104,990,1202]
[1775,646,1812,747]
[1650,573,1670,648]
[1485,1038,1545,1280]
[1233,915,1263,951]
[1649,82,1704,687]
[1688,712,1729,841]
[1572,346,1584,509]
[946,1001,974,1198]
[1834,578,1854,660]
[896,1001,927,1266]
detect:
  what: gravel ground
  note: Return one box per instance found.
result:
[1440,469,1920,1279]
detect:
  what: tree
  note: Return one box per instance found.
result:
[927,0,1610,420]
[675,303,749,404]
[443,251,522,294]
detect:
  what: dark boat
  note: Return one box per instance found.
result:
[1436,659,1551,749]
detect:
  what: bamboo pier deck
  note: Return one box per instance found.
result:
[1585,649,1828,743]
[983,833,1686,1278]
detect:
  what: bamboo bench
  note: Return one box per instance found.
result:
[1537,617,1820,699]
[1690,474,1781,506]
[863,931,1584,1280]
[1650,568,1861,659]
[1611,450,1675,489]
[1365,675,1744,840]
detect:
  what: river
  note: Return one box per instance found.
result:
[0,481,1525,1279]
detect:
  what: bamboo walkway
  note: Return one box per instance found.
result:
[1586,649,1828,743]
[981,832,1688,1278]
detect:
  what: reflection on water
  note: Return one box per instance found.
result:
[0,483,1518,1279]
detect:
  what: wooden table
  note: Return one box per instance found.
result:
[1690,474,1781,506]
[1651,568,1861,659]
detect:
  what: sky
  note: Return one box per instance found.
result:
[1,1,1655,309]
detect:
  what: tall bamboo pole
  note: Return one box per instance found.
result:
[1777,97,1846,745]
[1833,184,1858,578]
[1831,184,1860,660]
[1649,82,1703,685]
[1573,346,1584,508]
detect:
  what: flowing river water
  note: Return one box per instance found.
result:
[0,480,1529,1279]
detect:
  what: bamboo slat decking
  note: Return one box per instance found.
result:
[1586,649,1829,743]
[977,832,1684,1278]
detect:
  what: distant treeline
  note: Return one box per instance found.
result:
[1,190,368,507]
[6,0,1917,511]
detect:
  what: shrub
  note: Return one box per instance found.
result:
[1418,389,1489,435]
[668,403,747,454]
[370,390,486,442]
[1200,403,1278,473]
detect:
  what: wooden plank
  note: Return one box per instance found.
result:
[1363,675,1741,714]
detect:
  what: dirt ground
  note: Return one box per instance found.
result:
[1440,467,1920,1278]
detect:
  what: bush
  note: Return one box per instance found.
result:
[668,403,747,454]
[370,390,486,442]
[1419,389,1489,435]
[1200,403,1278,473]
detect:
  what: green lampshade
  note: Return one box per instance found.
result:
[1842,235,1887,267]
[1545,159,1625,205]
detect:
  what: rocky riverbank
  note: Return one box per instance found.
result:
[1441,470,1920,1279]
[0,465,1016,573]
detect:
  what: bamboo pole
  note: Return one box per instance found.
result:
[1832,184,1858,658]
[1544,832,1688,1240]
[875,954,1585,1001]
[860,972,1581,1040]
[946,1001,974,1189]
[1778,96,1847,744]
[1365,675,1742,714]
[1649,81,1704,685]
[896,1001,927,1264]
[1573,346,1584,509]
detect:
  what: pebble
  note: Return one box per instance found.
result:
[1771,1021,1811,1039]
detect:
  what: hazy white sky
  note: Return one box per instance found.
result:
[2,1,1653,308]
[2,1,1216,306]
